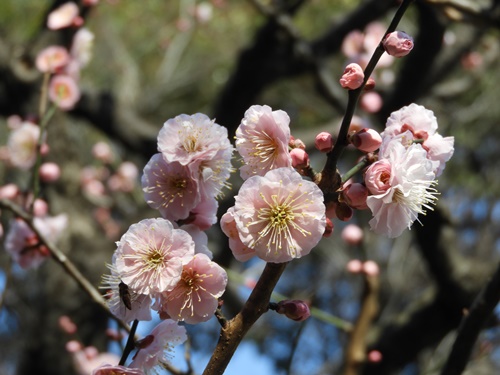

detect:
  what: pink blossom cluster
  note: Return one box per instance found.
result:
[223,105,327,263]
[36,2,96,110]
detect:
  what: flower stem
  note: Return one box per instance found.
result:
[119,319,139,366]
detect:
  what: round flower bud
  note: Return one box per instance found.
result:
[346,259,363,273]
[39,162,61,182]
[350,128,382,153]
[323,217,334,237]
[342,183,368,210]
[341,224,364,246]
[275,300,311,322]
[339,63,365,90]
[315,132,333,153]
[335,202,353,222]
[383,31,414,58]
[290,148,309,168]
[363,260,380,276]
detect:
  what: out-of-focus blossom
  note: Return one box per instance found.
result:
[160,253,227,324]
[47,2,82,30]
[114,218,195,295]
[108,161,138,193]
[142,154,200,222]
[0,184,20,200]
[33,199,49,217]
[339,63,364,90]
[231,168,326,263]
[7,122,40,169]
[346,259,363,273]
[383,31,414,57]
[341,224,364,246]
[83,0,100,7]
[194,2,213,23]
[71,28,94,68]
[382,104,454,176]
[48,74,81,110]
[130,320,187,372]
[360,91,383,113]
[92,364,144,375]
[235,105,292,180]
[39,162,61,182]
[92,142,114,163]
[350,128,382,153]
[66,340,122,375]
[36,46,70,73]
[315,132,333,153]
[365,140,438,238]
[363,260,380,276]
[4,214,68,269]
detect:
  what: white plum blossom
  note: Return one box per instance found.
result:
[7,122,40,169]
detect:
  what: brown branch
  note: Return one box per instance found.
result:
[344,273,380,375]
[202,262,287,375]
[440,261,500,375]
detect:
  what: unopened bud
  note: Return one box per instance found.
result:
[315,132,333,153]
[289,136,306,150]
[342,183,368,210]
[274,300,311,322]
[383,31,414,58]
[335,202,353,221]
[346,259,363,273]
[368,350,383,363]
[360,91,383,114]
[340,63,365,90]
[39,162,61,182]
[341,224,364,246]
[363,260,380,276]
[350,128,382,153]
[364,77,376,91]
[323,217,334,237]
[290,148,309,168]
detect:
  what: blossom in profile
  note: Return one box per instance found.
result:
[235,105,292,180]
[142,154,200,222]
[7,122,40,169]
[382,104,454,176]
[383,31,414,58]
[160,253,227,324]
[364,140,438,238]
[339,63,364,90]
[221,207,256,262]
[47,2,82,30]
[36,46,70,73]
[114,218,195,295]
[182,195,219,231]
[48,74,81,110]
[130,319,187,371]
[232,168,326,263]
[158,113,230,166]
[5,214,68,269]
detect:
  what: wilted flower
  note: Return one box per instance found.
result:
[231,168,326,263]
[235,105,292,180]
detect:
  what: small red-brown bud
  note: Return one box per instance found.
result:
[275,300,311,322]
[323,217,334,237]
[335,202,353,222]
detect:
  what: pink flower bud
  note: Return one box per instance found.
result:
[39,162,61,182]
[275,300,311,322]
[363,260,380,276]
[368,350,383,363]
[323,217,334,237]
[341,224,364,246]
[335,202,353,222]
[315,132,333,152]
[0,184,20,200]
[92,142,114,163]
[346,259,363,273]
[290,148,309,169]
[342,183,368,210]
[339,63,365,90]
[383,31,414,58]
[290,137,306,150]
[33,199,49,217]
[350,128,382,153]
[47,2,81,30]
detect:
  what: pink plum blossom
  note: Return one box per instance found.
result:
[235,105,292,179]
[220,207,257,262]
[48,74,81,110]
[7,122,40,169]
[382,104,454,176]
[47,2,81,30]
[35,46,70,73]
[339,63,364,90]
[179,224,212,258]
[101,265,152,323]
[364,140,438,238]
[158,113,231,166]
[129,320,187,371]
[160,253,227,324]
[114,218,195,295]
[182,196,219,231]
[4,214,68,269]
[383,31,414,57]
[142,154,200,222]
[232,168,326,263]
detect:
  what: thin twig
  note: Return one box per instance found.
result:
[119,319,139,366]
